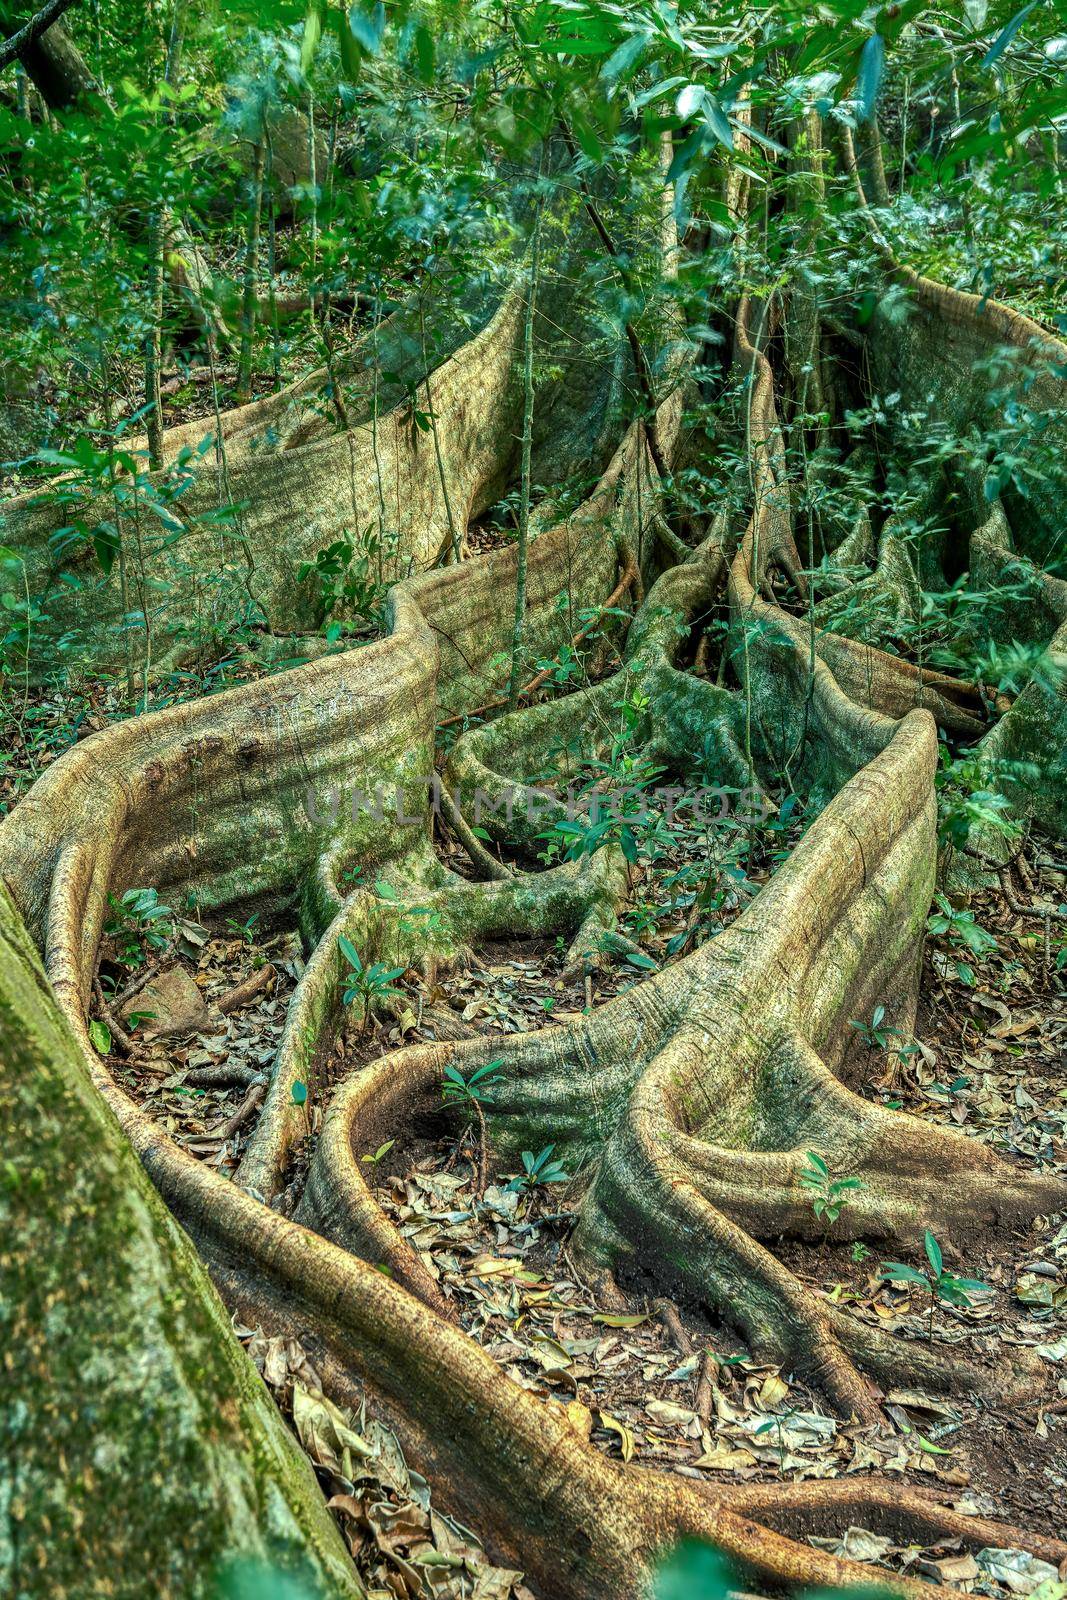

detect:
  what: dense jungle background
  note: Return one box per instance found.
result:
[1,0,1067,1597]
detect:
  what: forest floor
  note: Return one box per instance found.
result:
[77,778,1067,1597]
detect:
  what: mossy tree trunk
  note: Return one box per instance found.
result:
[0,882,362,1600]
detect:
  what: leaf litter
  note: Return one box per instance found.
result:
[94,825,1067,1593]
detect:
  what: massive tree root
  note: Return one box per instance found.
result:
[830,126,1067,840]
[4,201,1067,1596]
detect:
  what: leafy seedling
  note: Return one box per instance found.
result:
[879,1229,991,1341]
[927,894,998,986]
[799,1151,866,1249]
[225,912,260,945]
[508,1144,569,1194]
[442,1060,504,1197]
[104,886,175,965]
[338,935,405,1036]
[361,1139,395,1168]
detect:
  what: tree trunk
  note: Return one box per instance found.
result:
[508,185,543,708]
[0,881,362,1600]
[236,133,267,407]
[0,10,95,106]
[4,124,1067,1600]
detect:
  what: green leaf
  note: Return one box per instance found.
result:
[88,1018,111,1054]
[601,30,649,81]
[300,0,326,75]
[702,94,734,150]
[338,10,362,79]
[92,525,120,578]
[470,1059,505,1083]
[924,1230,943,1278]
[338,935,362,971]
[982,0,1038,67]
[879,1262,929,1287]
[414,23,434,83]
[570,109,603,162]
[654,1540,735,1600]
[292,1080,308,1106]
[349,0,385,56]
[856,33,885,124]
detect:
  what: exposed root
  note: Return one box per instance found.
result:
[4,189,1065,1596]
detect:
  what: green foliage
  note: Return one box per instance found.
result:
[879,1229,991,1338]
[361,1138,395,1166]
[799,1151,866,1229]
[654,1538,897,1600]
[297,525,398,639]
[654,1540,735,1600]
[936,749,1023,854]
[926,893,998,986]
[215,1558,322,1600]
[507,1144,569,1193]
[849,1005,909,1053]
[104,887,175,965]
[441,1059,504,1106]
[338,934,405,1033]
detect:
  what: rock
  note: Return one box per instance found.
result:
[123,966,209,1037]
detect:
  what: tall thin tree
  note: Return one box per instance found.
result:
[508,169,545,709]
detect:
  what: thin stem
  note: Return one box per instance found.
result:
[419,295,460,563]
[236,132,267,405]
[508,162,544,709]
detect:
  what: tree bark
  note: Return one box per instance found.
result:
[0,8,94,105]
[0,881,362,1600]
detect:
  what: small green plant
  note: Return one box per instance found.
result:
[104,887,175,964]
[361,1139,395,1167]
[926,894,998,986]
[851,1241,871,1265]
[935,748,1024,855]
[338,936,405,1036]
[225,912,260,945]
[799,1152,866,1242]
[533,643,581,689]
[441,1060,504,1108]
[442,1060,504,1196]
[879,1229,990,1342]
[849,1005,905,1051]
[754,1405,803,1471]
[508,1144,569,1193]
[297,526,397,639]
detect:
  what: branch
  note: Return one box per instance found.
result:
[0,0,78,71]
